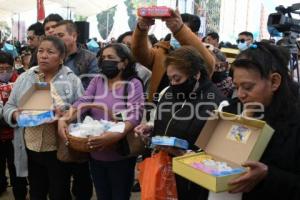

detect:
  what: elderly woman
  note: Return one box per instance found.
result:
[135,46,225,200]
[199,42,300,200]
[58,43,145,200]
[4,36,83,200]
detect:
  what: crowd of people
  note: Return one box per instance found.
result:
[0,7,299,200]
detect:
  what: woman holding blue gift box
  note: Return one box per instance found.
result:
[202,42,300,200]
[3,36,84,200]
[134,46,225,199]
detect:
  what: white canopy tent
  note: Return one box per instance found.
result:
[50,0,119,17]
[0,0,119,40]
[0,0,119,18]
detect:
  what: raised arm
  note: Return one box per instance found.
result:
[164,9,216,77]
[131,17,156,69]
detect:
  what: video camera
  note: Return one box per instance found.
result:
[267,3,300,33]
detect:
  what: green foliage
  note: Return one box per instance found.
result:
[75,15,88,21]
[206,0,221,33]
[0,21,11,40]
[131,0,155,9]
[195,0,221,34]
[125,0,137,30]
[96,6,117,40]
[96,0,158,38]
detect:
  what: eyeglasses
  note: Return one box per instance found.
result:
[27,36,35,41]
[236,39,245,43]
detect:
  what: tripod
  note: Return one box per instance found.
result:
[282,31,300,82]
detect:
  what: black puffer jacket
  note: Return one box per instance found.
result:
[196,98,300,200]
[153,79,225,149]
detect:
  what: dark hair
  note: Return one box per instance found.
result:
[43,14,63,28]
[117,31,158,47]
[232,42,299,123]
[27,22,44,36]
[164,46,208,81]
[117,31,133,43]
[55,20,77,35]
[148,34,158,46]
[40,36,66,59]
[238,31,253,39]
[181,13,200,33]
[98,43,137,80]
[207,32,219,42]
[0,50,14,66]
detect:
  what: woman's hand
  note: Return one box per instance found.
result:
[45,106,65,124]
[12,109,22,123]
[134,123,153,144]
[58,119,69,142]
[228,161,268,193]
[137,17,155,32]
[87,132,122,151]
[163,9,184,34]
[134,123,153,137]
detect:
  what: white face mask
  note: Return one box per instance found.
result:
[170,36,181,49]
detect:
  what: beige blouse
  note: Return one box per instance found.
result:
[25,123,58,152]
[24,72,64,152]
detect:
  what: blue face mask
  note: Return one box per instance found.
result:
[170,36,181,49]
[237,42,248,51]
[0,72,12,83]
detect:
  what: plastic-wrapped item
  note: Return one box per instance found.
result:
[185,155,246,177]
[68,116,125,138]
[17,110,54,127]
[151,136,189,150]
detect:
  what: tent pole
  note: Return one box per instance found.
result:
[18,13,20,41]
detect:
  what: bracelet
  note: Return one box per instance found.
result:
[173,23,184,35]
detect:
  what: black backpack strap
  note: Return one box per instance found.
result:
[123,76,145,109]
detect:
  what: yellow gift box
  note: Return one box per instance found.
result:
[172,111,274,192]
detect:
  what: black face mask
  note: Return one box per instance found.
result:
[100,60,120,79]
[211,71,227,83]
[170,77,197,100]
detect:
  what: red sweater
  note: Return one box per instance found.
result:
[0,72,18,141]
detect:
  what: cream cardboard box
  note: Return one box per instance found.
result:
[172,111,274,192]
[220,48,240,64]
[17,82,54,127]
